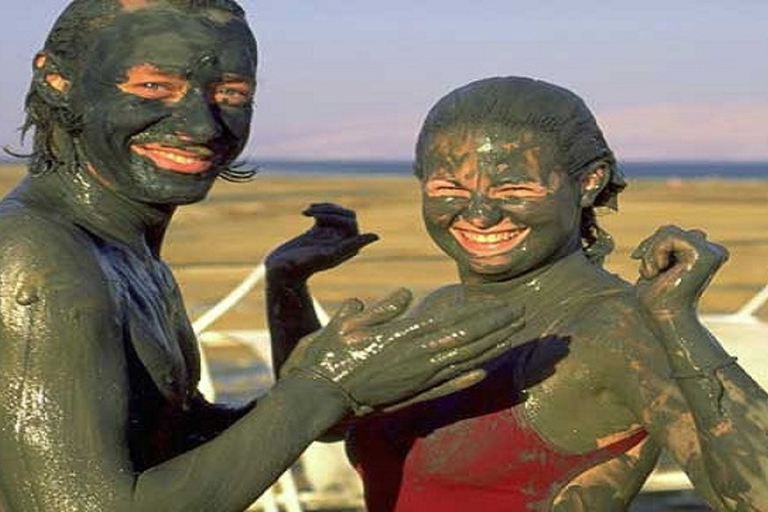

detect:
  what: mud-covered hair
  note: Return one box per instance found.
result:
[414,76,627,265]
[19,0,257,181]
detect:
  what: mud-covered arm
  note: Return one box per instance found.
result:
[0,226,354,512]
[632,225,768,509]
[0,244,133,511]
[553,437,661,511]
[144,292,525,509]
[582,298,727,509]
[0,226,527,511]
[266,203,377,372]
[0,293,348,512]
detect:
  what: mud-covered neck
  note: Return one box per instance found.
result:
[461,249,608,308]
[15,161,174,258]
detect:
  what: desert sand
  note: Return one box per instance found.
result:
[1,164,764,330]
[0,163,764,510]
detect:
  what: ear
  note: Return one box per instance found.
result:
[31,52,72,108]
[579,163,610,207]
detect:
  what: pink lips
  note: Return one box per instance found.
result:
[450,219,530,257]
[132,143,214,174]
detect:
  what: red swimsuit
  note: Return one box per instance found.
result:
[348,350,647,512]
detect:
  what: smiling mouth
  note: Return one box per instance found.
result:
[451,226,530,257]
[132,143,215,174]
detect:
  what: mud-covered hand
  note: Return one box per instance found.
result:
[281,288,525,415]
[632,225,728,316]
[266,203,379,283]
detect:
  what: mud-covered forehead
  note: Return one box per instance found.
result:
[43,1,253,62]
[415,77,623,204]
[81,7,256,83]
[425,123,551,153]
[420,122,559,181]
[45,1,256,81]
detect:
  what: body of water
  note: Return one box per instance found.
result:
[3,158,768,180]
[253,159,768,180]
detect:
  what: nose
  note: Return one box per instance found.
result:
[462,194,503,229]
[172,89,222,143]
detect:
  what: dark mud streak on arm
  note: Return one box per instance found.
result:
[647,309,768,510]
[552,437,661,511]
[580,297,728,509]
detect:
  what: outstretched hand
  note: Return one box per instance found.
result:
[632,225,728,316]
[266,203,379,283]
[281,288,526,415]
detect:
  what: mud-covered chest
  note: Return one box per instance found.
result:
[96,243,200,408]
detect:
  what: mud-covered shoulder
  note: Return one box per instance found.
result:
[567,285,652,344]
[0,206,113,312]
[409,283,464,316]
[563,284,672,383]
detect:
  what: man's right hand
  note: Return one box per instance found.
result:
[281,288,526,415]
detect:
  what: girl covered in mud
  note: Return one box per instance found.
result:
[267,77,768,511]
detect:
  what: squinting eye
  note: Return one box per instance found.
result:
[493,184,547,199]
[425,180,471,198]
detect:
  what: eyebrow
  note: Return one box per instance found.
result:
[120,63,183,78]
[427,177,464,185]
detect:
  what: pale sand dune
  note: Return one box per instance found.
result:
[1,164,767,330]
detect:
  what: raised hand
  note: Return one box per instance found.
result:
[631,225,729,316]
[265,203,379,283]
[281,288,526,415]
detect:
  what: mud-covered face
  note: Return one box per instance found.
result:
[71,7,257,205]
[420,125,584,284]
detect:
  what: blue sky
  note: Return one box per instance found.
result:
[1,0,767,161]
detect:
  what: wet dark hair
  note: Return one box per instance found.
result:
[414,76,627,265]
[19,0,257,181]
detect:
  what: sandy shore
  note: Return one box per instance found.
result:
[1,164,766,330]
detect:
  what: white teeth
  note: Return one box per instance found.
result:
[153,150,199,165]
[463,230,521,244]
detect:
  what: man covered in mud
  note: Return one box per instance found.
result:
[0,1,533,510]
[268,78,768,510]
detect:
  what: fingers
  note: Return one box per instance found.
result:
[294,233,378,272]
[382,369,487,413]
[279,330,322,378]
[632,225,682,272]
[338,288,413,334]
[689,228,707,239]
[423,336,508,387]
[303,203,360,234]
[336,288,413,339]
[356,232,380,248]
[428,314,525,366]
[390,309,524,390]
[334,233,380,258]
[632,225,690,260]
[632,225,727,280]
[428,301,525,344]
[301,205,381,261]
[328,298,365,331]
[303,203,356,219]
